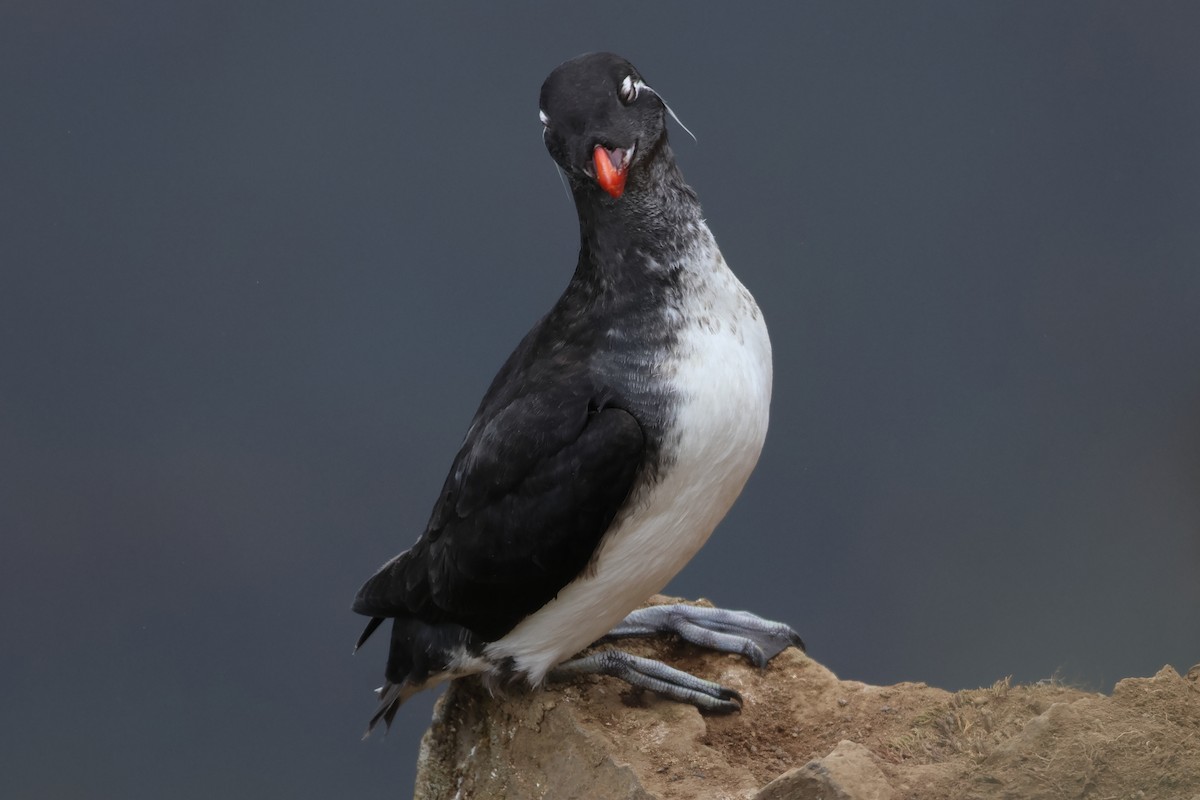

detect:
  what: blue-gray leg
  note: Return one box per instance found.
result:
[604,604,804,666]
[549,650,742,712]
[549,605,802,713]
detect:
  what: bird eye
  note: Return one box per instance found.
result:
[539,110,549,128]
[618,75,639,105]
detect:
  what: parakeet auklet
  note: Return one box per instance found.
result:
[353,52,802,735]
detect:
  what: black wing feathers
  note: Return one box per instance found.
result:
[353,391,644,643]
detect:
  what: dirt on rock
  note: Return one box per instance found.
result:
[414,598,1200,800]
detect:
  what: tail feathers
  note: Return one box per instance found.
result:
[359,617,484,737]
[362,681,420,739]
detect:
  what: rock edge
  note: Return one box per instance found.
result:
[413,600,1200,800]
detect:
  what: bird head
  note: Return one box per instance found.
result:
[538,52,670,200]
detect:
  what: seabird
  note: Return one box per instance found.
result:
[353,52,802,735]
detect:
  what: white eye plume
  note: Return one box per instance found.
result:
[619,75,640,104]
[538,109,550,127]
[622,76,697,143]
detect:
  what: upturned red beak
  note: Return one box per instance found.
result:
[593,145,629,198]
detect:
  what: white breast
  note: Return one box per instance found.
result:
[485,228,773,683]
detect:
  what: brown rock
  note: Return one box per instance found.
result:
[412,598,1200,799]
[753,741,894,800]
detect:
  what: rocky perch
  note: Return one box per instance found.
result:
[414,599,1200,800]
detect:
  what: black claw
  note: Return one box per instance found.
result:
[704,688,742,714]
[746,644,769,669]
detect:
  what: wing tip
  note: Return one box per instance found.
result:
[354,616,385,652]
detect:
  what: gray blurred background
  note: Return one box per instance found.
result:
[3,2,1198,797]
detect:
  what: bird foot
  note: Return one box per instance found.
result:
[602,603,805,668]
[549,649,742,713]
[550,605,801,712]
